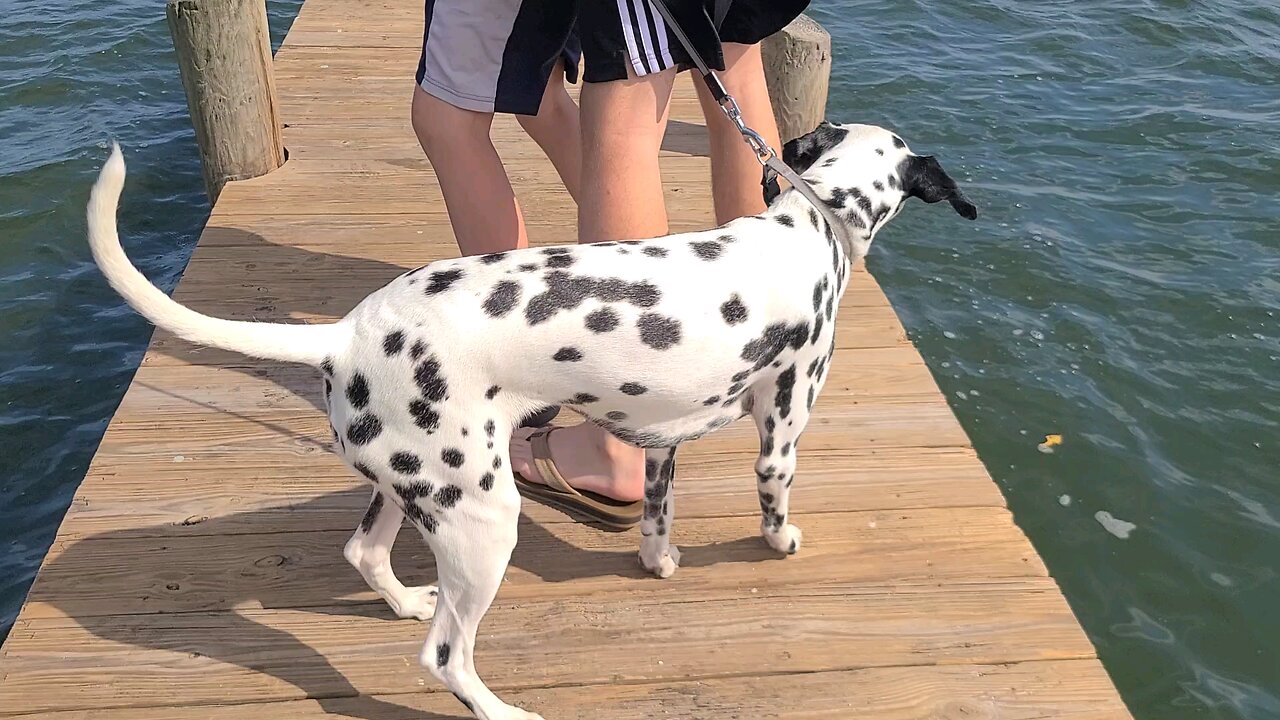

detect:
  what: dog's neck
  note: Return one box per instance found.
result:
[767,184,874,267]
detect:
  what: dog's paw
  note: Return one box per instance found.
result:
[385,585,438,621]
[763,523,803,555]
[639,545,681,579]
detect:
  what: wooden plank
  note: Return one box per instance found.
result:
[0,579,1093,714]
[25,507,1040,619]
[7,660,1132,719]
[60,444,1001,539]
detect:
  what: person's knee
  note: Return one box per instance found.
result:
[411,88,493,154]
[516,87,575,142]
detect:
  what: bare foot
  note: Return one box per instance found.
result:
[510,424,646,502]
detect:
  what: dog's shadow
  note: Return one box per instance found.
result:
[43,485,777,718]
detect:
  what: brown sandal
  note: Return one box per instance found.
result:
[514,427,643,530]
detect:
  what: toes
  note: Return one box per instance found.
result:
[389,585,438,620]
[639,547,681,579]
[764,524,802,555]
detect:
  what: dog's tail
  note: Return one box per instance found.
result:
[88,144,349,367]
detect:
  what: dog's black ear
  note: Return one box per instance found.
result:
[898,154,978,220]
[782,121,849,174]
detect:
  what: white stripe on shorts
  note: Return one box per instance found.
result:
[619,0,674,76]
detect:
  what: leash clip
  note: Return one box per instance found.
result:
[717,94,775,165]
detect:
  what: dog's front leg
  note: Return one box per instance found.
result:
[752,383,810,555]
[343,489,438,620]
[638,446,681,578]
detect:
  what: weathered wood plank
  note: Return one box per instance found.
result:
[26,507,1041,619]
[60,444,1001,539]
[6,660,1131,720]
[0,579,1092,714]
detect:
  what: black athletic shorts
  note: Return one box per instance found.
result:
[415,0,809,116]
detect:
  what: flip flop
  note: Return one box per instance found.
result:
[514,427,643,530]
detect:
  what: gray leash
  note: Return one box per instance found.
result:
[646,0,854,257]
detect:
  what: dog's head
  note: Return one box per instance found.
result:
[781,122,977,253]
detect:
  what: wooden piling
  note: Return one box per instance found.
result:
[166,0,285,203]
[762,14,833,144]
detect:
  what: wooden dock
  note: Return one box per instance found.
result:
[0,2,1133,717]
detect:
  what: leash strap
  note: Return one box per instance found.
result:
[646,0,854,257]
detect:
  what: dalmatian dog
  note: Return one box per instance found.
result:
[87,122,976,720]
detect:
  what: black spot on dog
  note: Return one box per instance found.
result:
[409,400,440,433]
[822,156,838,167]
[414,357,449,402]
[480,472,495,491]
[765,416,776,434]
[346,414,382,445]
[545,253,575,269]
[873,180,884,192]
[813,281,824,312]
[887,174,900,190]
[762,434,774,456]
[359,492,384,533]
[811,313,825,343]
[741,321,810,372]
[892,135,905,149]
[808,208,820,230]
[553,346,583,362]
[690,240,723,260]
[776,214,794,227]
[825,295,834,321]
[436,642,450,667]
[518,263,538,272]
[346,373,371,409]
[424,268,464,295]
[828,187,848,208]
[703,395,721,406]
[638,313,682,350]
[781,442,792,457]
[721,295,748,325]
[525,271,660,325]
[620,382,647,396]
[484,419,496,436]
[585,306,620,333]
[569,392,599,404]
[354,462,378,482]
[607,410,628,422]
[460,427,469,437]
[807,357,819,378]
[875,148,885,156]
[850,187,874,217]
[732,370,750,383]
[485,385,501,400]
[775,365,798,419]
[542,247,570,256]
[324,379,333,401]
[492,455,503,470]
[409,340,426,360]
[321,358,334,375]
[480,252,506,265]
[807,385,816,410]
[440,448,465,468]
[390,451,422,475]
[483,280,521,317]
[383,331,405,356]
[788,538,798,554]
[726,382,744,397]
[642,246,668,258]
[434,484,462,508]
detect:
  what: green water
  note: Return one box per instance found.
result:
[1,1,1277,716]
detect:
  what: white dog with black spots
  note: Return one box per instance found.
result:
[87,122,977,720]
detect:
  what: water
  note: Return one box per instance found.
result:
[1,1,1277,717]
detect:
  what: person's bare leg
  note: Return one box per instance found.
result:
[510,68,678,504]
[694,42,785,225]
[517,60,583,200]
[412,86,529,256]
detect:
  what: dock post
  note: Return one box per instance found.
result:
[761,14,833,144]
[166,0,285,203]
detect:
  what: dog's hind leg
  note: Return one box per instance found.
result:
[751,370,812,555]
[343,490,438,620]
[639,446,681,578]
[413,428,541,720]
